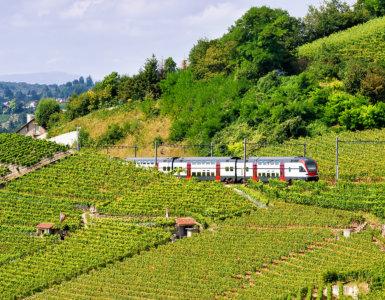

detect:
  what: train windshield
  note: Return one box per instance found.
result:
[305,160,317,172]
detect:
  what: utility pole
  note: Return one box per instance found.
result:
[244,138,246,183]
[303,141,306,157]
[134,143,137,158]
[211,142,213,157]
[336,136,339,183]
[155,140,158,168]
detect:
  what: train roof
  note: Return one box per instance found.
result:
[125,156,315,162]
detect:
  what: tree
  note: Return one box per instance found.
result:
[143,54,160,98]
[164,57,177,74]
[224,6,302,79]
[9,99,17,113]
[4,86,13,99]
[356,0,385,17]
[35,98,61,129]
[79,76,85,85]
[86,75,94,87]
[303,0,368,42]
[189,39,236,79]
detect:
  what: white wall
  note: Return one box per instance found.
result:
[47,131,78,147]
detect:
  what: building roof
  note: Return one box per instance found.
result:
[16,118,35,133]
[174,217,197,227]
[35,223,54,229]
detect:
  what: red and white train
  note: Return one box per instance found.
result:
[125,156,319,183]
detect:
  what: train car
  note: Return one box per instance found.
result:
[125,156,319,183]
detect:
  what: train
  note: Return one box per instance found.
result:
[125,156,319,183]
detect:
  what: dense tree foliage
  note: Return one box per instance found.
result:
[35,98,61,129]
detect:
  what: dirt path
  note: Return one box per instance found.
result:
[82,212,89,229]
[226,185,267,208]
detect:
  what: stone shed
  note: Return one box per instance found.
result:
[174,217,199,239]
[35,223,55,236]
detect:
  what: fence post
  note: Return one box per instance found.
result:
[134,144,137,158]
[336,136,339,183]
[303,141,306,157]
[244,138,246,183]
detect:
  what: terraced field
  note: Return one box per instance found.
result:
[29,202,385,299]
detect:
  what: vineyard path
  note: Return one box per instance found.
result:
[226,185,267,208]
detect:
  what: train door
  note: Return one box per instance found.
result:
[187,163,191,179]
[279,163,285,181]
[253,163,258,181]
[215,163,221,181]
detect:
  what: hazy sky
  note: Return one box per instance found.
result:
[0,0,357,82]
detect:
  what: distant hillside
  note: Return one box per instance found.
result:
[298,16,385,62]
[0,72,80,85]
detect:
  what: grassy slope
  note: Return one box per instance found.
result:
[298,16,385,62]
[49,104,194,157]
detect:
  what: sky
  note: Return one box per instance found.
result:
[0,0,357,83]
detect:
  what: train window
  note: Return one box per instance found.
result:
[275,160,279,165]
[262,173,266,177]
[225,166,229,172]
[198,161,202,165]
[202,171,206,176]
[163,166,166,171]
[167,166,171,171]
[271,173,275,178]
[299,166,306,172]
[230,167,234,172]
[197,172,202,177]
[270,160,274,165]
[192,161,196,165]
[267,173,270,177]
[192,172,196,176]
[246,167,249,172]
[258,173,261,177]
[263,161,267,165]
[211,172,215,176]
[289,167,291,172]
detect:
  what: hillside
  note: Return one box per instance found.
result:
[298,16,385,62]
[49,103,195,157]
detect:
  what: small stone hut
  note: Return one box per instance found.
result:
[35,223,55,236]
[174,217,199,239]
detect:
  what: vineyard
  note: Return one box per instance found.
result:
[249,128,385,181]
[0,217,170,299]
[0,133,384,298]
[249,179,385,219]
[0,133,69,167]
[298,16,385,63]
[28,202,385,299]
[6,153,255,221]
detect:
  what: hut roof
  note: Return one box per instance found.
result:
[174,217,197,227]
[35,223,54,229]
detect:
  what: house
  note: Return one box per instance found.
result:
[174,217,199,239]
[16,118,47,138]
[25,101,37,110]
[35,223,55,236]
